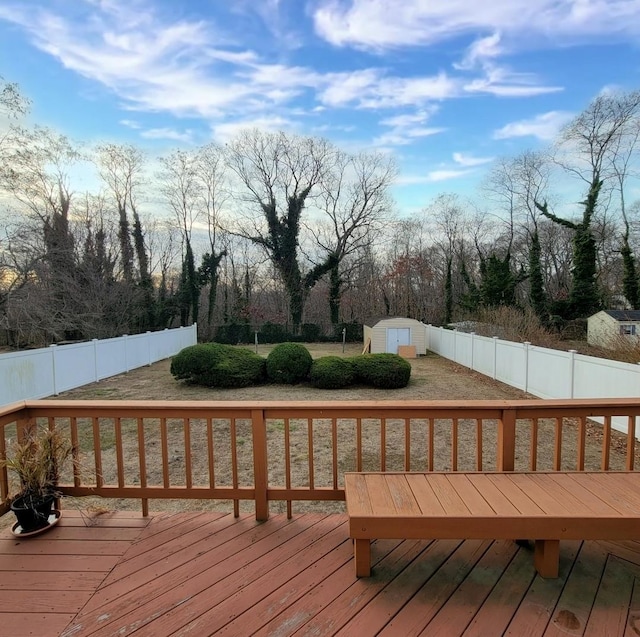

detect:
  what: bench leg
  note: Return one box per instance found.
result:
[354,539,371,577]
[534,540,559,578]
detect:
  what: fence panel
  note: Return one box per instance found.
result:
[495,341,527,390]
[0,349,55,405]
[426,324,640,437]
[528,347,573,399]
[52,342,97,393]
[127,334,151,369]
[96,337,128,380]
[0,325,196,406]
[453,331,473,367]
[472,335,496,377]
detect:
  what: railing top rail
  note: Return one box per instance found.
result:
[21,397,640,410]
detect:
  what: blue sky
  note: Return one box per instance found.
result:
[0,0,639,214]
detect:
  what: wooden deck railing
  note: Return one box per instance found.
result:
[0,399,638,520]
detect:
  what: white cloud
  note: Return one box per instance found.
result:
[426,169,474,182]
[455,32,503,70]
[453,152,494,167]
[312,0,640,51]
[494,111,574,141]
[119,119,141,129]
[374,127,445,147]
[397,168,474,185]
[139,127,194,143]
[374,108,445,147]
[0,2,264,120]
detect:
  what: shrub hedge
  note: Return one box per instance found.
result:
[171,344,411,390]
[309,356,355,389]
[351,353,411,389]
[170,343,265,388]
[266,342,313,384]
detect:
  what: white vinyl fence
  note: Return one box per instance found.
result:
[0,324,197,407]
[426,325,640,436]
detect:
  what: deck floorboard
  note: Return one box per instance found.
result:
[1,510,639,636]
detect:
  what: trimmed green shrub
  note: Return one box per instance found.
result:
[309,356,355,389]
[351,353,411,389]
[171,343,265,388]
[266,342,313,384]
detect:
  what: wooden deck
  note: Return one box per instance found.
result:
[1,509,640,636]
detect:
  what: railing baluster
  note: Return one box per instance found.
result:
[308,419,314,490]
[577,417,586,471]
[428,418,434,471]
[404,419,411,471]
[553,418,563,471]
[627,416,636,471]
[184,419,192,489]
[231,418,239,517]
[285,418,292,519]
[207,418,215,489]
[91,417,103,488]
[115,418,125,488]
[476,420,483,471]
[160,418,170,488]
[137,418,148,517]
[602,415,611,471]
[356,418,362,472]
[380,419,386,472]
[70,417,80,488]
[530,419,538,471]
[332,418,338,490]
[451,418,458,472]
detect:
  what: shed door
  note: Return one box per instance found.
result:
[386,328,411,353]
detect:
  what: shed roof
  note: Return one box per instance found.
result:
[603,310,640,322]
[363,316,425,328]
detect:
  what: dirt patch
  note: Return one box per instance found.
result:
[3,344,637,526]
[57,344,531,402]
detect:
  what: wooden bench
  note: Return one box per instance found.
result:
[345,471,640,578]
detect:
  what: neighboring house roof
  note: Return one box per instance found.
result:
[603,310,640,322]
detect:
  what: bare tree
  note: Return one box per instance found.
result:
[225,129,335,331]
[194,143,228,333]
[312,150,396,325]
[158,150,202,325]
[537,90,640,318]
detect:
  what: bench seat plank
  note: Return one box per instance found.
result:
[345,472,640,579]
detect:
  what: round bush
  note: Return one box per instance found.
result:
[171,343,265,388]
[309,356,355,389]
[266,342,313,384]
[351,353,411,389]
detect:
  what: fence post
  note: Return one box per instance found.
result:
[123,335,129,372]
[523,342,530,394]
[146,331,152,366]
[492,336,499,380]
[498,408,516,471]
[251,408,269,521]
[453,328,457,363]
[50,344,58,396]
[93,339,99,382]
[568,349,577,399]
[470,332,475,370]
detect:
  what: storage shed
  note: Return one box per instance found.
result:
[363,317,427,355]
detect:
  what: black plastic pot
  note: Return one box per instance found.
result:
[10,493,56,533]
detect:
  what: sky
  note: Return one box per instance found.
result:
[0,0,639,215]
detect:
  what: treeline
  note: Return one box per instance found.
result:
[0,78,639,347]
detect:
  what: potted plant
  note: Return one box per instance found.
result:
[1,425,72,535]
